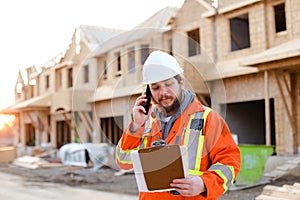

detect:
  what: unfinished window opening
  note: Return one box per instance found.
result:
[187,28,200,56]
[45,75,50,90]
[100,116,123,145]
[67,68,73,87]
[56,120,71,149]
[115,52,122,77]
[274,3,286,33]
[84,64,89,83]
[56,70,62,90]
[140,44,149,65]
[222,99,275,145]
[103,61,107,80]
[230,14,250,51]
[168,38,173,55]
[29,85,34,98]
[25,123,35,146]
[128,47,135,73]
[47,115,51,142]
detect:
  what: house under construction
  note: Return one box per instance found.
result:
[1,0,299,157]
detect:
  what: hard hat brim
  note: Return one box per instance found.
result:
[142,64,183,84]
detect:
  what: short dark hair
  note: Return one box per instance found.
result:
[174,74,182,83]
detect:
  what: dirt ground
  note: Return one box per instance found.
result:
[0,163,298,200]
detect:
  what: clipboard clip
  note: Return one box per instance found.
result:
[151,139,166,147]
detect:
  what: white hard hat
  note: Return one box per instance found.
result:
[143,50,184,84]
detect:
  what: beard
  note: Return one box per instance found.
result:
[162,97,180,114]
[154,91,182,116]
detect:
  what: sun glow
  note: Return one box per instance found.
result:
[0,114,16,130]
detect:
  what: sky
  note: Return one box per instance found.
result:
[0,0,184,109]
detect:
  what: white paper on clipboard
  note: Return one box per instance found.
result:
[130,145,188,192]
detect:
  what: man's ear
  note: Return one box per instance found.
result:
[180,76,185,87]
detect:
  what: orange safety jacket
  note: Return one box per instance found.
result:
[116,97,240,199]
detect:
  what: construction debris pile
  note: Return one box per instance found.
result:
[0,142,117,170]
[256,182,300,200]
[254,156,300,200]
[1,144,300,199]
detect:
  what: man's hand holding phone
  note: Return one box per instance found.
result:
[141,84,152,115]
[131,85,152,131]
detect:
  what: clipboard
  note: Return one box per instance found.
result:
[130,145,188,192]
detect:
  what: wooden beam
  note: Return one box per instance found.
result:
[113,119,118,145]
[61,112,81,143]
[230,32,243,49]
[25,112,39,131]
[37,113,51,135]
[20,112,26,146]
[282,73,293,100]
[83,112,93,131]
[264,71,271,146]
[62,112,74,132]
[274,71,292,124]
[77,111,93,138]
[99,118,103,142]
[108,118,112,143]
[247,57,300,71]
[274,71,296,141]
[257,184,300,199]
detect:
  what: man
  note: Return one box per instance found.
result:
[116,50,240,199]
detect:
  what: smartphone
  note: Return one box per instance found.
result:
[141,84,152,115]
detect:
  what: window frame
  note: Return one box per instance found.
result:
[67,68,73,87]
[45,75,50,90]
[187,28,200,57]
[128,47,135,73]
[140,44,150,65]
[274,3,287,33]
[83,64,89,83]
[229,13,251,52]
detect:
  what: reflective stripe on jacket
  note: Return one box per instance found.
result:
[116,97,240,199]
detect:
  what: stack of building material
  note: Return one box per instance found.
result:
[256,182,300,200]
[264,156,300,180]
[13,155,48,169]
[13,155,62,169]
[255,156,300,199]
[0,146,16,163]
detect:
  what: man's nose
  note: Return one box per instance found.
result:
[159,86,168,95]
